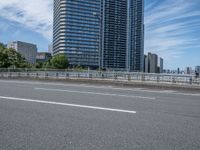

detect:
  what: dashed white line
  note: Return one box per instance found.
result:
[0,96,136,114]
[35,87,156,100]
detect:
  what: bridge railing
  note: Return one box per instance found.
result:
[0,68,199,86]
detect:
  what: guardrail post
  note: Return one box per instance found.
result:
[172,77,176,83]
[26,72,29,78]
[114,74,117,80]
[157,75,160,83]
[141,74,145,81]
[89,73,92,79]
[45,73,48,79]
[8,72,11,78]
[36,73,38,78]
[101,73,104,79]
[18,72,20,78]
[66,73,69,78]
[128,74,131,81]
[189,77,192,85]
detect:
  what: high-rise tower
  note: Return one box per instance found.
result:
[100,0,144,71]
[53,0,144,71]
[53,0,101,68]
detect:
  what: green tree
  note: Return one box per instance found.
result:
[50,54,69,69]
[35,61,44,69]
[42,59,52,69]
[0,43,9,67]
[0,44,30,68]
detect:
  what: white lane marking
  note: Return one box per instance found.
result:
[172,93,200,96]
[35,87,156,100]
[0,96,136,114]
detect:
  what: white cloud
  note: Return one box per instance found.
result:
[0,0,199,67]
[145,0,200,62]
[0,0,53,40]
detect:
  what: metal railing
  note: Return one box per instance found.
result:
[0,68,200,86]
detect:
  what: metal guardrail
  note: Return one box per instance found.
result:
[0,68,200,86]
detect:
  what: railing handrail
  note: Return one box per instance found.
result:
[0,68,197,77]
[0,69,199,87]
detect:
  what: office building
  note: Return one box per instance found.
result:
[36,52,52,63]
[144,55,149,73]
[185,67,193,75]
[177,68,180,74]
[195,66,200,73]
[53,0,100,68]
[0,42,3,45]
[48,45,53,56]
[53,0,144,71]
[0,42,7,48]
[144,52,164,73]
[148,53,158,73]
[101,0,144,71]
[7,41,37,64]
[158,57,164,73]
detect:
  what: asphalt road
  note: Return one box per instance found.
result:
[0,79,200,150]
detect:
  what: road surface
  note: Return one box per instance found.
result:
[0,79,200,150]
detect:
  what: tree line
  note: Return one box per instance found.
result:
[0,43,69,69]
[0,43,30,68]
[36,53,69,69]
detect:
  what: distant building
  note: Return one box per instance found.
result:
[163,69,184,74]
[195,66,200,73]
[7,41,37,64]
[0,42,3,45]
[148,53,158,73]
[158,57,164,73]
[48,45,53,56]
[36,52,52,63]
[0,42,7,48]
[177,68,180,74]
[166,69,170,74]
[144,53,164,73]
[144,55,149,73]
[185,67,193,75]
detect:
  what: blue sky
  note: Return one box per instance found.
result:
[0,0,200,70]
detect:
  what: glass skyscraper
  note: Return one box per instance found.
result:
[53,0,144,71]
[53,0,101,68]
[101,0,144,71]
